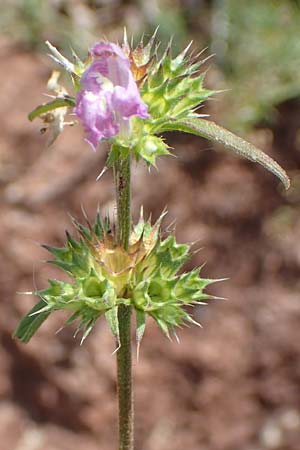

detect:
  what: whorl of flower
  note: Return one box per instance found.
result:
[28,32,290,189]
[14,211,219,348]
[74,42,149,150]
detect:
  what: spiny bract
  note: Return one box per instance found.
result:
[14,211,217,348]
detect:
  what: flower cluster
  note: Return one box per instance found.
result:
[28,32,290,188]
[14,212,217,346]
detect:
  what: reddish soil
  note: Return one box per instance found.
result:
[1,39,300,450]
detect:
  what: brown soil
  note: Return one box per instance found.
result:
[1,39,300,450]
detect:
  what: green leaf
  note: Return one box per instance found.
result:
[13,299,51,343]
[28,97,76,121]
[159,118,290,190]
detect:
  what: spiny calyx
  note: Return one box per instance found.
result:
[14,211,217,348]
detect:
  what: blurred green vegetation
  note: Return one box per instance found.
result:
[1,0,102,53]
[2,0,300,130]
[0,1,190,55]
[212,0,300,130]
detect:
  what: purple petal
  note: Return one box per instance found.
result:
[81,60,110,91]
[112,85,149,119]
[74,40,149,149]
[74,90,118,151]
[91,41,129,62]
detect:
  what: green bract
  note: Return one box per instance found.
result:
[14,212,217,346]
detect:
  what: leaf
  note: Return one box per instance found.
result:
[13,299,51,343]
[136,309,146,360]
[159,118,290,190]
[28,97,76,122]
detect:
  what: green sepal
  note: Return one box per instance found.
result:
[136,309,146,358]
[28,97,75,121]
[43,236,90,278]
[132,281,151,309]
[73,308,103,344]
[155,235,190,277]
[106,144,131,168]
[157,117,290,190]
[106,145,121,168]
[133,135,170,166]
[170,89,214,118]
[142,41,215,122]
[78,316,99,344]
[38,279,77,308]
[155,317,171,339]
[148,277,178,303]
[13,299,51,343]
[64,310,81,327]
[94,213,107,238]
[105,306,120,347]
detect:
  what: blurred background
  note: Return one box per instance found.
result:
[1,1,300,449]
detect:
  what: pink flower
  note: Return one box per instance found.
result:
[74,41,149,150]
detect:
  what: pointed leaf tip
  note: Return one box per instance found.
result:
[13,299,51,343]
[159,118,290,190]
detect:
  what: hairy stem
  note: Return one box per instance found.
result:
[114,154,131,249]
[114,153,133,450]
